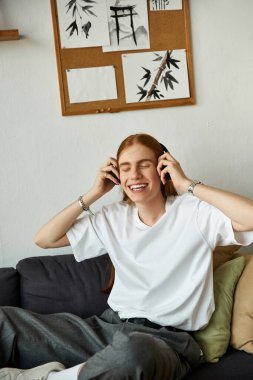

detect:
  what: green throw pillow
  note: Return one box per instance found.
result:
[193,256,245,363]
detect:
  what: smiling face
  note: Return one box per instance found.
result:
[118,143,164,207]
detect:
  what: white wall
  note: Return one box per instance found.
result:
[1,0,253,267]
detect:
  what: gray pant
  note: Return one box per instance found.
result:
[0,307,202,380]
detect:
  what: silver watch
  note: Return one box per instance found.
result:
[188,180,202,195]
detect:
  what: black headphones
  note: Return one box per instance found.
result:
[160,143,171,181]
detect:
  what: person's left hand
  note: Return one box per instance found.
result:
[157,152,191,193]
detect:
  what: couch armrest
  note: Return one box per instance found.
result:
[0,267,20,307]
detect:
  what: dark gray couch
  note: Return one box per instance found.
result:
[1,254,253,379]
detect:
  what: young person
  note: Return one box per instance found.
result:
[1,133,253,380]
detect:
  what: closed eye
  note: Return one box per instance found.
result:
[121,167,130,172]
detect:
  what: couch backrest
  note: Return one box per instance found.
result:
[16,254,111,318]
[1,247,249,318]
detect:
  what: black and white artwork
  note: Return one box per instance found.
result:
[122,49,190,103]
[150,0,182,11]
[57,0,110,48]
[103,0,150,52]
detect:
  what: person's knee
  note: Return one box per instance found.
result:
[117,331,185,379]
[78,332,157,380]
[113,331,170,374]
[79,331,182,380]
[121,332,156,368]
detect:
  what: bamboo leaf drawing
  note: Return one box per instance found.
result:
[141,67,151,87]
[161,70,179,90]
[150,88,164,99]
[153,53,162,62]
[80,0,97,3]
[65,0,97,38]
[66,0,76,13]
[82,21,92,38]
[66,20,78,37]
[82,6,97,17]
[137,86,147,101]
[72,4,77,17]
[166,50,181,69]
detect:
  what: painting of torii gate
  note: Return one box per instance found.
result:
[103,0,150,52]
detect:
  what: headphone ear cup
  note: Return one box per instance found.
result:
[164,172,171,181]
[159,143,171,181]
[160,143,168,153]
[110,171,121,184]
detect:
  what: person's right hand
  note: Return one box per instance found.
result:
[90,157,120,197]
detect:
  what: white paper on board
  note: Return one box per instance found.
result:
[57,0,110,48]
[103,0,150,52]
[122,49,190,103]
[149,0,182,11]
[66,66,118,103]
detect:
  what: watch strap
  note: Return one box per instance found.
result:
[188,180,202,195]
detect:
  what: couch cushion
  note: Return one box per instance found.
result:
[0,267,20,307]
[231,256,253,354]
[16,254,110,318]
[193,256,245,362]
[212,245,239,270]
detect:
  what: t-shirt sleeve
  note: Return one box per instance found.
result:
[66,213,107,262]
[196,200,253,249]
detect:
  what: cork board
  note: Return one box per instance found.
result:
[50,0,194,116]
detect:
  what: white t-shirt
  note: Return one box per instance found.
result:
[67,194,253,331]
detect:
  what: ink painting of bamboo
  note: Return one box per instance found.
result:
[150,0,182,11]
[103,0,150,52]
[56,0,110,48]
[122,49,190,103]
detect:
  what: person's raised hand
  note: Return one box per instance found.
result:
[90,157,120,197]
[157,152,191,193]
